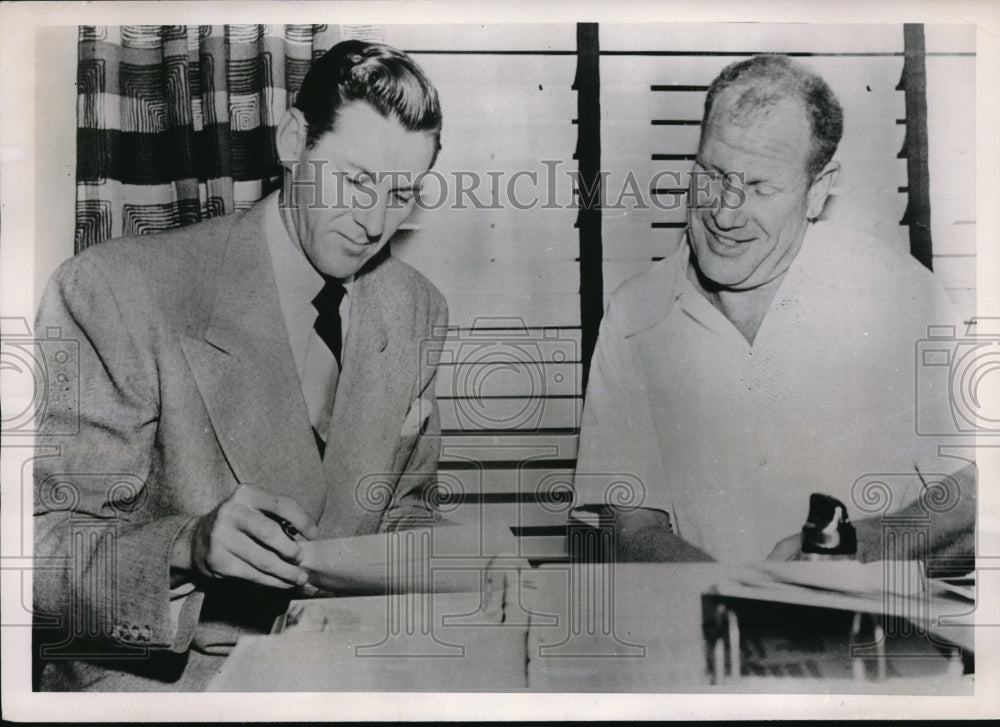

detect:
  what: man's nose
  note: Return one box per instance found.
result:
[711,198,746,230]
[354,186,388,241]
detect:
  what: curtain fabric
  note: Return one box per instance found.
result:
[74,24,382,252]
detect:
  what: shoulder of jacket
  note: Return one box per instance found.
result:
[381,255,447,310]
[62,211,239,278]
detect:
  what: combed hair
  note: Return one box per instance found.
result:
[702,54,844,179]
[293,40,442,149]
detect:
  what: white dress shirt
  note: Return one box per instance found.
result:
[575,221,965,562]
[263,190,353,439]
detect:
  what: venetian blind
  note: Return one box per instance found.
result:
[383,25,583,550]
[925,24,977,323]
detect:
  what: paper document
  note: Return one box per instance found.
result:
[299,521,524,595]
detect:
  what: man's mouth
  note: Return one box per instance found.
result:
[333,231,371,254]
[706,228,751,251]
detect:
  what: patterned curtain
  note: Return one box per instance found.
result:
[74,24,384,253]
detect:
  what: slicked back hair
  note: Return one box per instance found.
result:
[293,40,442,155]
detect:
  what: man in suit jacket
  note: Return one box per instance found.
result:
[33,40,448,691]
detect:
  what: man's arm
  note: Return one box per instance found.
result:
[572,290,712,561]
[34,256,318,655]
[769,463,976,564]
[855,463,976,564]
[33,257,205,652]
[571,507,713,563]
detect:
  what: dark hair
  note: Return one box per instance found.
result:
[293,40,442,151]
[701,54,843,179]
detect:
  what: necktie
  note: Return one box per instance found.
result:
[305,276,347,456]
[313,276,346,368]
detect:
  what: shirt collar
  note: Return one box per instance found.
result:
[619,236,694,339]
[624,223,824,338]
[264,192,353,320]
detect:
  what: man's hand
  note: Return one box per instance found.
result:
[170,484,319,589]
[767,533,802,561]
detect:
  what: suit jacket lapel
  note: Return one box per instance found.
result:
[180,201,330,516]
[316,263,415,538]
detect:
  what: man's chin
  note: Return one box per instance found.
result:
[316,259,365,280]
[694,258,758,290]
[316,246,380,278]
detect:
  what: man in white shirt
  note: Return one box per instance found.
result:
[34,40,448,690]
[573,54,975,564]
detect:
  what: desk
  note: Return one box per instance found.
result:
[208,563,972,693]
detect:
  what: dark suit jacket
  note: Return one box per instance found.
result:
[33,198,448,690]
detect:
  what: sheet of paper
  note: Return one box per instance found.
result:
[709,560,975,652]
[209,565,528,692]
[207,627,530,691]
[298,521,524,595]
[712,560,927,610]
[743,560,924,598]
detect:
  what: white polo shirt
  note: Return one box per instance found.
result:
[574,221,966,562]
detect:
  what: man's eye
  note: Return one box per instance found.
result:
[753,184,778,197]
[350,172,375,185]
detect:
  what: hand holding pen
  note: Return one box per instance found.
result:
[170,483,319,590]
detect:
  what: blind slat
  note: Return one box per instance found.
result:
[601,55,905,89]
[600,23,906,54]
[930,223,977,257]
[447,502,571,530]
[443,294,582,329]
[436,467,576,497]
[601,87,905,123]
[385,24,576,52]
[441,433,580,463]
[439,397,581,431]
[933,255,976,292]
[413,54,576,85]
[435,363,580,398]
[922,24,977,54]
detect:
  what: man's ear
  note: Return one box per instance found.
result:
[276,108,308,168]
[806,160,840,221]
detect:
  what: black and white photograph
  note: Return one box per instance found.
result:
[1,0,998,721]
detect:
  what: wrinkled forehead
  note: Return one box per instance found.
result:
[702,85,814,169]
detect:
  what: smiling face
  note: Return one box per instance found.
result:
[687,89,837,291]
[277,101,437,280]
